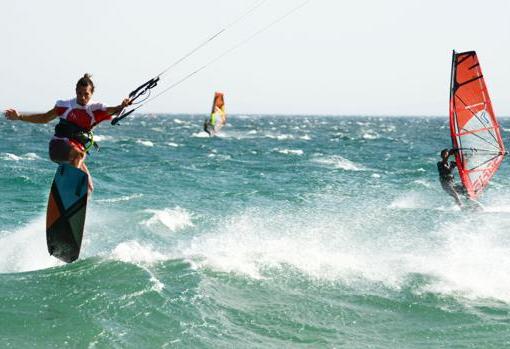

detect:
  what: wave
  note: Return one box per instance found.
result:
[142,207,194,233]
[93,135,115,142]
[265,134,295,140]
[0,216,62,273]
[273,148,303,156]
[312,155,366,171]
[362,132,380,140]
[191,131,210,138]
[95,193,144,203]
[389,192,431,209]
[109,240,167,265]
[1,152,42,161]
[179,201,510,303]
[136,139,154,147]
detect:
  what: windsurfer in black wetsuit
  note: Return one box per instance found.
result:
[437,148,466,207]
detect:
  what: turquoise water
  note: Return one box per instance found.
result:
[1,115,510,348]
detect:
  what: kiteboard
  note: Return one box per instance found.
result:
[46,164,88,263]
[204,92,226,136]
[449,50,506,202]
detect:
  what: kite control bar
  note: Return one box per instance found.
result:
[112,77,160,125]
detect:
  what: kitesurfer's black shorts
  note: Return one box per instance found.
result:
[49,138,83,164]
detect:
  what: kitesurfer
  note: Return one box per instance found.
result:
[4,74,131,192]
[437,148,466,207]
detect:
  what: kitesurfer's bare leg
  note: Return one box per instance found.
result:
[69,148,94,193]
[80,162,94,193]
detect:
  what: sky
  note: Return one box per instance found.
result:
[1,0,509,116]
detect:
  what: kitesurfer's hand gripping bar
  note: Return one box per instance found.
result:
[112,77,160,125]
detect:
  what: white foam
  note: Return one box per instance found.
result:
[110,241,166,294]
[414,221,510,302]
[414,179,432,188]
[182,210,399,283]
[0,216,62,273]
[93,135,115,142]
[110,240,167,265]
[191,131,210,138]
[483,205,510,213]
[136,139,154,147]
[265,134,295,140]
[142,207,194,233]
[362,132,379,140]
[1,152,41,161]
[389,192,430,209]
[167,142,179,148]
[312,155,365,171]
[95,193,143,203]
[181,207,510,303]
[274,148,303,156]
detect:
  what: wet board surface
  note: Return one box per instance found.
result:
[46,164,88,263]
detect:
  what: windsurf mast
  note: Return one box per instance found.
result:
[449,50,507,199]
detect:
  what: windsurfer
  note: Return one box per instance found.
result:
[4,74,131,192]
[203,119,212,135]
[437,148,466,207]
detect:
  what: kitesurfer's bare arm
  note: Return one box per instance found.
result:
[4,108,58,123]
[106,98,132,116]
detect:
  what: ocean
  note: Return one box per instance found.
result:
[1,115,510,348]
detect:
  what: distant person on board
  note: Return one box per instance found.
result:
[203,119,212,135]
[437,148,465,207]
[4,74,131,192]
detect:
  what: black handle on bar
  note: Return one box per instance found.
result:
[111,77,160,125]
[111,108,136,125]
[129,77,160,100]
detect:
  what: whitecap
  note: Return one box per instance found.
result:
[93,135,115,142]
[1,152,41,161]
[110,240,167,264]
[312,155,365,171]
[191,132,210,138]
[136,139,154,147]
[142,207,194,233]
[274,148,303,156]
[362,132,379,140]
[95,194,143,203]
[0,216,62,273]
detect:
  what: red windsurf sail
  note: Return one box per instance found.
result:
[449,50,506,199]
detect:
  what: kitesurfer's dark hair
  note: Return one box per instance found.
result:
[440,148,449,158]
[76,73,94,93]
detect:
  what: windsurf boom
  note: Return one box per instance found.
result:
[449,50,506,199]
